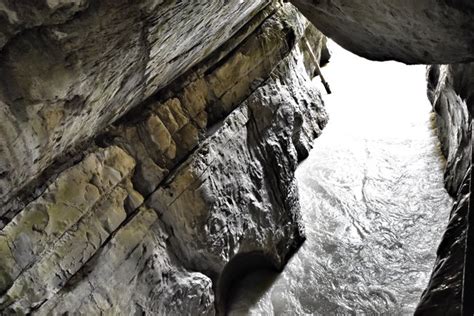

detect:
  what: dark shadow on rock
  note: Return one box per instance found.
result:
[214,251,280,315]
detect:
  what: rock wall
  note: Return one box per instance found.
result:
[289,0,474,64]
[0,2,329,315]
[0,0,272,215]
[416,64,474,315]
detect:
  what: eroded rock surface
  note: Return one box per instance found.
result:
[290,0,474,64]
[0,3,329,314]
[0,0,271,214]
[416,64,474,315]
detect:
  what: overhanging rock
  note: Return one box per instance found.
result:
[290,0,474,64]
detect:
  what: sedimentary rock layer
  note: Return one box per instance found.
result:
[0,0,272,214]
[290,0,474,64]
[0,3,329,314]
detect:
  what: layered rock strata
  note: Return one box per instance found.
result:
[416,64,474,315]
[0,3,328,315]
[0,0,272,216]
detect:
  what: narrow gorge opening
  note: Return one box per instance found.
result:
[2,2,472,314]
[227,41,454,315]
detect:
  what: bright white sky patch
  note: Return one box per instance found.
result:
[315,40,432,141]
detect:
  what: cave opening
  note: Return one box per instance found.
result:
[226,41,454,315]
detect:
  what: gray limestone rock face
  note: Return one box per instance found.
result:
[290,0,474,64]
[147,24,328,311]
[0,0,90,49]
[428,64,473,195]
[0,0,271,213]
[0,3,329,314]
[416,63,474,314]
[33,207,216,316]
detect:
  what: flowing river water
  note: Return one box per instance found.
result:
[227,42,454,315]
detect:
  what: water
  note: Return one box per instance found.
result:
[228,42,453,315]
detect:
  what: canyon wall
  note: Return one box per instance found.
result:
[0,1,329,314]
[2,0,473,314]
[415,64,474,315]
[0,0,271,217]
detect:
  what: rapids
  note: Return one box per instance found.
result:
[228,41,453,315]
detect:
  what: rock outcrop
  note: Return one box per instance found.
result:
[416,64,474,315]
[0,0,272,215]
[289,0,474,64]
[0,2,329,314]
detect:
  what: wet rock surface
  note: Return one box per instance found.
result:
[416,64,474,314]
[290,0,474,64]
[0,3,329,314]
